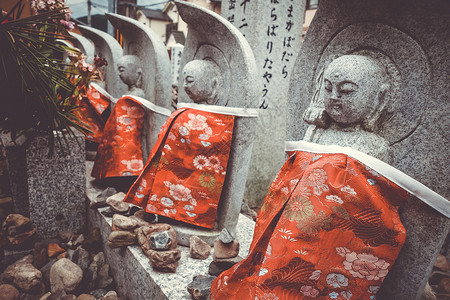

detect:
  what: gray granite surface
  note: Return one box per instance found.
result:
[287,0,450,299]
[69,32,95,64]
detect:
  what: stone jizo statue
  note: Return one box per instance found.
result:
[303,54,391,162]
[182,59,223,105]
[117,55,145,98]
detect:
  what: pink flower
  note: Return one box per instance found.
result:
[123,105,144,118]
[121,159,143,172]
[300,286,319,297]
[168,183,193,202]
[193,155,209,170]
[186,113,208,131]
[259,292,279,300]
[343,252,390,281]
[304,168,329,195]
[326,273,348,288]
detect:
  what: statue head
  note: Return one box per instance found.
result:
[117,55,143,89]
[320,55,390,131]
[182,59,222,105]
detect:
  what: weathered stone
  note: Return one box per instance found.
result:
[438,277,450,294]
[208,256,243,277]
[218,228,234,244]
[434,254,450,272]
[70,248,91,272]
[187,275,216,300]
[97,264,113,289]
[100,209,116,218]
[128,215,151,228]
[190,236,211,260]
[82,228,102,253]
[47,243,65,258]
[106,193,129,213]
[111,214,138,231]
[39,259,56,287]
[149,230,174,251]
[147,249,181,273]
[133,209,156,223]
[57,230,73,243]
[100,290,118,300]
[89,289,107,299]
[76,294,96,300]
[213,240,239,259]
[2,214,32,233]
[421,282,437,300]
[61,295,77,300]
[49,258,83,294]
[0,255,42,293]
[33,242,49,269]
[0,284,20,300]
[72,234,85,247]
[39,292,51,300]
[90,187,117,209]
[7,228,37,245]
[240,198,257,221]
[137,224,177,256]
[107,231,136,248]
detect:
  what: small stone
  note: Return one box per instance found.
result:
[77,294,96,300]
[187,275,216,300]
[149,230,174,251]
[40,259,57,286]
[218,228,235,244]
[82,228,102,253]
[71,248,91,272]
[61,295,77,300]
[57,230,74,243]
[90,187,117,209]
[107,231,136,248]
[106,193,129,213]
[190,236,211,260]
[0,284,20,300]
[50,258,83,294]
[33,242,49,269]
[421,282,437,300]
[240,199,258,221]
[129,205,141,215]
[100,209,116,218]
[89,289,107,298]
[97,264,113,289]
[213,240,239,259]
[434,254,450,272]
[2,214,31,232]
[111,214,138,231]
[7,228,37,245]
[100,291,118,300]
[209,256,243,276]
[148,249,181,273]
[438,277,450,294]
[137,224,178,256]
[128,215,151,228]
[39,292,51,300]
[0,255,42,293]
[47,243,65,258]
[72,234,85,247]
[134,209,156,223]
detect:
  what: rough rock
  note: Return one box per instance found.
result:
[137,224,177,256]
[128,215,151,228]
[218,228,235,244]
[213,240,239,259]
[100,290,118,300]
[58,230,74,243]
[187,275,216,300]
[49,258,83,294]
[434,254,450,272]
[133,209,156,223]
[147,249,181,273]
[61,295,77,300]
[106,193,129,213]
[240,199,258,221]
[0,284,20,300]
[100,209,116,218]
[111,214,138,231]
[2,214,37,245]
[421,282,437,300]
[76,294,96,300]
[439,277,450,294]
[209,256,243,276]
[40,259,57,286]
[97,264,113,289]
[47,243,65,258]
[107,231,136,248]
[90,187,117,209]
[0,255,42,293]
[190,236,211,260]
[89,289,107,298]
[33,242,49,269]
[82,228,102,253]
[71,248,91,272]
[72,234,85,247]
[39,292,51,300]
[149,230,174,251]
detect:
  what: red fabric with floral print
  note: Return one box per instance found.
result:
[91,96,145,179]
[211,151,408,300]
[124,108,235,229]
[74,85,111,143]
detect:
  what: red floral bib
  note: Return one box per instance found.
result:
[91,96,145,179]
[211,150,408,300]
[124,108,235,229]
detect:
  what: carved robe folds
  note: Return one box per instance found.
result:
[124,106,235,228]
[211,145,409,299]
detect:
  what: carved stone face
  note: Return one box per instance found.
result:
[322,55,386,125]
[117,55,142,88]
[182,60,222,105]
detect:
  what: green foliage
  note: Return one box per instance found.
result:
[0,0,89,153]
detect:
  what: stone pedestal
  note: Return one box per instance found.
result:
[2,131,86,239]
